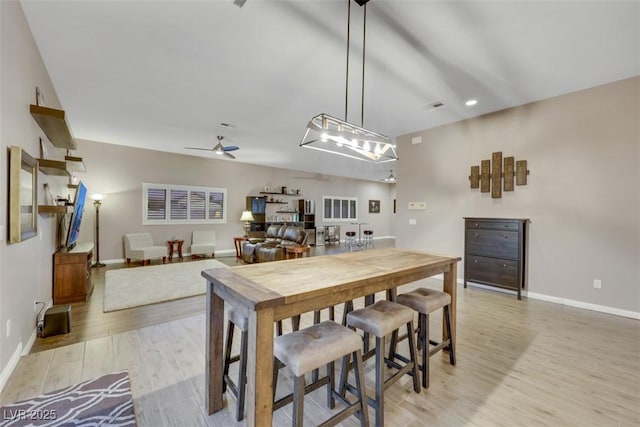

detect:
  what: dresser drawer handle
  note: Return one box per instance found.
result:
[503,264,508,267]
[504,224,509,228]
[473,259,478,263]
[504,235,508,239]
[475,233,479,237]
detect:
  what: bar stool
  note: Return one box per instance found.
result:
[345,231,357,251]
[392,288,456,388]
[273,321,369,427]
[224,309,295,420]
[363,230,375,248]
[222,309,249,421]
[340,300,421,426]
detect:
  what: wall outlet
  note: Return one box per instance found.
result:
[6,319,11,338]
[409,219,417,225]
[593,279,602,289]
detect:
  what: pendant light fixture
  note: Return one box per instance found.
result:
[382,170,396,183]
[299,0,398,163]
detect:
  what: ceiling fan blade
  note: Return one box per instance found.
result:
[184,147,214,151]
[223,145,239,152]
[224,152,236,159]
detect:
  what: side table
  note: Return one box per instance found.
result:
[167,239,184,261]
[286,245,311,259]
[233,237,248,259]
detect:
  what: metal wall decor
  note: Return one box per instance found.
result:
[469,151,529,198]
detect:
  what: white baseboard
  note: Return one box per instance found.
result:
[525,291,640,320]
[0,299,53,393]
[0,342,23,394]
[428,276,640,320]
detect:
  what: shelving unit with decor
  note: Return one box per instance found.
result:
[260,192,303,228]
[298,199,316,245]
[245,196,266,231]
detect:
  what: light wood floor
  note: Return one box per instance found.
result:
[2,241,639,426]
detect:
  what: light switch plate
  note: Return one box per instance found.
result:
[409,219,417,225]
[408,202,426,210]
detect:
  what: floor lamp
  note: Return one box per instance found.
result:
[91,194,106,267]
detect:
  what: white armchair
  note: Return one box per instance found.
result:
[191,230,216,259]
[124,233,167,266]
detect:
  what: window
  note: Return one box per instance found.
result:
[143,183,227,225]
[322,196,357,221]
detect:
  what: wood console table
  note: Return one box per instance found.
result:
[53,242,94,304]
[202,248,460,426]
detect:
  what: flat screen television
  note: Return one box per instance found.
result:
[66,181,88,250]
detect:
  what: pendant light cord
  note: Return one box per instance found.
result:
[345,0,351,123]
[361,3,366,127]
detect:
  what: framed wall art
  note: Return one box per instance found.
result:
[8,146,38,243]
[368,199,380,214]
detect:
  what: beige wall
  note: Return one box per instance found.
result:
[0,1,66,384]
[74,140,395,261]
[396,76,640,313]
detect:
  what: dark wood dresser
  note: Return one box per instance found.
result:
[464,217,529,299]
[53,242,94,304]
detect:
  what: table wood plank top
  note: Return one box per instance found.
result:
[202,248,460,310]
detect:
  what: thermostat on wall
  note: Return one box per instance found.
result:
[408,202,426,210]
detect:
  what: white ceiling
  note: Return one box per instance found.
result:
[20,0,639,182]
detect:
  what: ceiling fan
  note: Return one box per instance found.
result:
[185,136,239,159]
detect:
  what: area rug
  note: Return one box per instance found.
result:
[0,370,135,426]
[104,259,227,312]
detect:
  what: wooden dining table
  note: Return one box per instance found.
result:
[202,248,461,426]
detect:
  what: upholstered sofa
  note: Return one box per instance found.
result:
[242,224,308,263]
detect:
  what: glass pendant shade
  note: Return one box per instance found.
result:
[300,113,398,163]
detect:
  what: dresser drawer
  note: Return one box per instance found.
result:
[466,219,521,231]
[465,229,519,259]
[465,255,518,288]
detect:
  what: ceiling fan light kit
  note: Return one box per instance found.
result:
[382,170,396,183]
[300,0,398,164]
[185,135,239,159]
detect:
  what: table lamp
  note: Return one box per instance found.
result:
[240,210,254,237]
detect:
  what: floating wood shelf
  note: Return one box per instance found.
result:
[259,192,302,196]
[30,104,77,150]
[38,159,70,176]
[65,155,86,172]
[68,184,78,189]
[38,205,70,214]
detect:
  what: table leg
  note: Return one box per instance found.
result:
[442,262,457,347]
[206,283,224,414]
[247,308,275,427]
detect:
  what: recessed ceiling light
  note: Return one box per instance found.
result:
[465,99,478,107]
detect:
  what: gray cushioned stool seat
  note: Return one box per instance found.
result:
[395,288,451,315]
[346,300,414,337]
[274,320,362,377]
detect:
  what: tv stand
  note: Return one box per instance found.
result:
[53,242,94,304]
